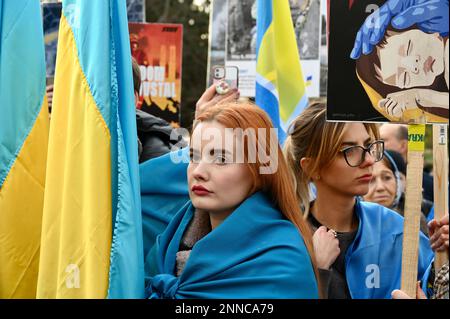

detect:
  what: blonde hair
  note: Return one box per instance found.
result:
[283,102,379,217]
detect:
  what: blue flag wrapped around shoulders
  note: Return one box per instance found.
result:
[141,149,318,299]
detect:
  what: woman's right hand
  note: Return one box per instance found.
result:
[391,281,427,299]
[195,82,239,119]
[312,226,340,270]
[428,214,449,252]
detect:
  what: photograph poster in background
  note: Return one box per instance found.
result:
[290,0,322,98]
[43,0,145,83]
[319,0,328,97]
[327,0,448,123]
[207,0,323,98]
[225,0,257,97]
[129,23,183,127]
[207,0,228,86]
[42,2,62,82]
[127,0,146,22]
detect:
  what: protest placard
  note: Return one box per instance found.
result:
[129,23,183,127]
[207,0,323,98]
[327,0,448,124]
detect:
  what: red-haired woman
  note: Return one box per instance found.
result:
[141,100,319,299]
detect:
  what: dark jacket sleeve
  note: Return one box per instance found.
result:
[136,109,187,163]
[318,268,331,299]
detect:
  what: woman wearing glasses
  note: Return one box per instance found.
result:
[284,103,433,299]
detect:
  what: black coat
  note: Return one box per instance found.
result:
[136,109,187,163]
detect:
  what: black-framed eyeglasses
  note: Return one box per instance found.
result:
[340,140,384,167]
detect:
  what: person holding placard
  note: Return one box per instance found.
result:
[392,214,448,299]
[379,123,435,206]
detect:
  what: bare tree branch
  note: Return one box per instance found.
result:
[158,0,172,22]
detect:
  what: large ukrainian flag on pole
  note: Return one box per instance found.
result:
[256,0,308,143]
[37,0,144,298]
[0,0,49,298]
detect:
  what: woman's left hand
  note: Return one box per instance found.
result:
[312,226,340,270]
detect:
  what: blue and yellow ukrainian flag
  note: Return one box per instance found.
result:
[0,0,49,298]
[36,0,144,298]
[256,0,308,143]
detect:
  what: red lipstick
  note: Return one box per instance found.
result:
[191,185,211,196]
[357,174,373,183]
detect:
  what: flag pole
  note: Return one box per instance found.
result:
[401,124,426,297]
[432,124,449,272]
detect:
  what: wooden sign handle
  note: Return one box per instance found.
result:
[432,124,449,272]
[401,124,426,298]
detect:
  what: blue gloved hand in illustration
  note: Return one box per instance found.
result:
[350,0,449,59]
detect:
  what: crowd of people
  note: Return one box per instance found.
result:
[42,51,449,301]
[40,0,448,299]
[124,56,448,299]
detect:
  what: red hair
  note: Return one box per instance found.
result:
[195,102,320,295]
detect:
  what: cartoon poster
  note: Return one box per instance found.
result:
[42,2,62,80]
[327,0,448,123]
[129,23,183,128]
[207,0,322,98]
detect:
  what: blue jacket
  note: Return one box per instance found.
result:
[147,192,319,299]
[346,200,434,299]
